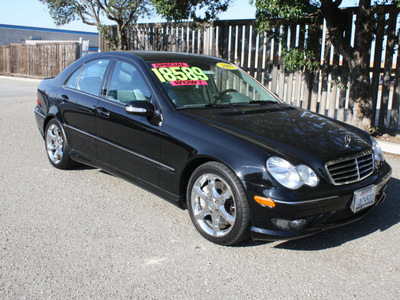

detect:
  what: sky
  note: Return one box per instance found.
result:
[0,0,258,33]
[1,0,357,33]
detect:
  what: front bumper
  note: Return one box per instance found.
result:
[247,163,392,241]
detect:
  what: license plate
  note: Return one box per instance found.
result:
[350,185,377,213]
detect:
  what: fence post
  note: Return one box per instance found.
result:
[379,12,397,127]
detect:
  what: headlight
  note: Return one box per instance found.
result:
[370,137,385,166]
[266,157,319,190]
[296,165,319,187]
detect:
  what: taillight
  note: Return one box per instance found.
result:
[37,92,40,106]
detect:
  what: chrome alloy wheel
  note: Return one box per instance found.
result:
[46,123,64,165]
[190,173,236,237]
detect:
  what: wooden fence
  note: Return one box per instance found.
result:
[0,43,79,78]
[101,6,400,130]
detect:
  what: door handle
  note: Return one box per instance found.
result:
[96,107,110,118]
[60,94,69,103]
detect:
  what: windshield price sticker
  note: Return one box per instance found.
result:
[151,65,209,85]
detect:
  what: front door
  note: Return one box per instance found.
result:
[96,59,162,185]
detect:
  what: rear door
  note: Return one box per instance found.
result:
[59,58,111,159]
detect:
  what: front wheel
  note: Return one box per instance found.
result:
[45,119,75,169]
[187,162,250,245]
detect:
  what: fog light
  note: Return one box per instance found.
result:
[290,219,307,230]
[272,218,307,231]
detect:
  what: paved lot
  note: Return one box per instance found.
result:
[1,76,399,299]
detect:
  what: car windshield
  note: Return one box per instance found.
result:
[148,60,279,108]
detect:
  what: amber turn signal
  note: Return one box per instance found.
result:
[254,196,276,207]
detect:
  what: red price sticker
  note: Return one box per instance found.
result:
[171,80,208,86]
[152,62,189,68]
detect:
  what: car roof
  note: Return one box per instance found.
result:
[101,51,225,63]
[57,51,227,83]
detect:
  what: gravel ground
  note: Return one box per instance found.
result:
[1,76,399,299]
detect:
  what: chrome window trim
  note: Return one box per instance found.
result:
[62,86,105,101]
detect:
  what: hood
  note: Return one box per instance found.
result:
[180,103,371,164]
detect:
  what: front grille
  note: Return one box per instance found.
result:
[325,151,374,185]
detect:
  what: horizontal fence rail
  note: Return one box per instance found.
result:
[101,7,400,130]
[0,43,79,78]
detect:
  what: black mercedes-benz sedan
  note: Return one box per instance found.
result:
[34,51,392,245]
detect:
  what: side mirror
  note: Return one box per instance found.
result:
[125,101,155,117]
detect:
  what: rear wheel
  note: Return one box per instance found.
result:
[187,162,250,245]
[45,119,75,169]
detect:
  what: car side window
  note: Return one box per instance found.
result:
[107,61,151,104]
[65,66,83,89]
[76,59,110,95]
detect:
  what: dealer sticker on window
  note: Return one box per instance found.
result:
[151,63,209,85]
[350,185,377,213]
[216,62,237,70]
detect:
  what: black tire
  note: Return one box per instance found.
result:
[187,162,250,245]
[44,118,75,169]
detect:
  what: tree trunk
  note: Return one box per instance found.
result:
[116,22,129,51]
[322,0,374,131]
[347,60,374,130]
[347,0,374,130]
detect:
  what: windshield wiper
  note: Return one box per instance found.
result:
[203,101,278,108]
[177,100,278,110]
[246,100,278,105]
[176,103,236,110]
[202,103,238,108]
